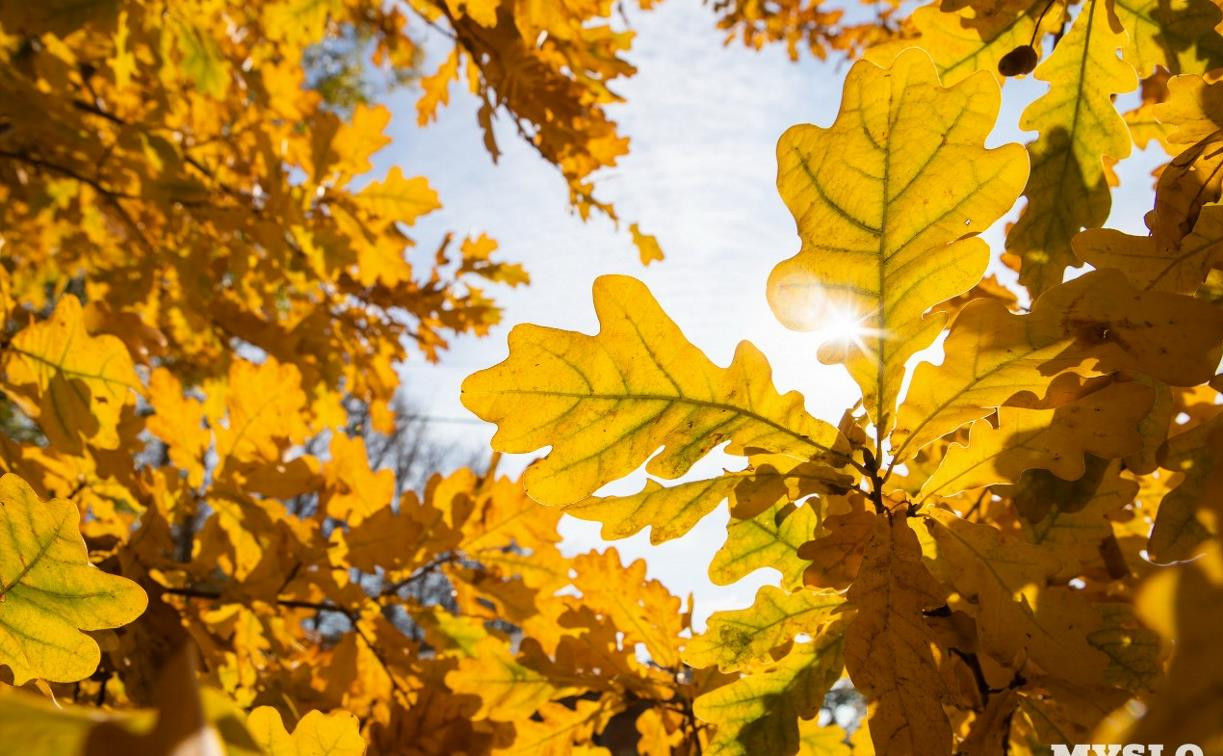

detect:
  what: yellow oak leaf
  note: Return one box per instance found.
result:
[563,458,850,545]
[247,706,366,756]
[321,433,394,523]
[919,381,1153,500]
[3,295,140,453]
[843,515,950,754]
[1114,0,1223,76]
[1147,414,1223,562]
[1074,201,1223,294]
[768,48,1027,431]
[797,717,853,755]
[709,500,819,588]
[906,0,1063,85]
[921,508,1063,668]
[570,548,685,667]
[798,506,877,589]
[416,48,460,126]
[214,358,312,467]
[1152,70,1223,145]
[1030,269,1223,386]
[684,584,843,672]
[444,636,566,721]
[0,473,147,684]
[356,166,441,228]
[462,274,847,507]
[1006,0,1137,294]
[493,699,615,755]
[1115,541,1223,751]
[1015,460,1138,581]
[146,367,211,487]
[693,624,845,756]
[629,222,665,265]
[894,267,1223,462]
[892,298,1093,463]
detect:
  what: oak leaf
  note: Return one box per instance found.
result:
[3,295,140,453]
[684,584,843,672]
[247,706,365,756]
[462,274,847,507]
[767,48,1027,431]
[843,515,951,754]
[0,473,147,684]
[693,624,846,756]
[1006,0,1137,294]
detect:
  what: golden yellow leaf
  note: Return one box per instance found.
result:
[919,381,1153,500]
[493,699,615,755]
[901,0,1063,85]
[693,625,845,756]
[1147,415,1223,562]
[570,548,685,667]
[563,458,849,545]
[146,367,212,488]
[629,222,665,265]
[247,706,366,756]
[1116,541,1223,751]
[0,472,147,684]
[1075,198,1223,293]
[684,585,843,672]
[1006,0,1137,294]
[3,295,140,452]
[798,506,876,589]
[444,636,566,721]
[843,515,950,754]
[356,166,441,228]
[768,48,1027,431]
[892,298,1092,462]
[462,274,847,506]
[1115,0,1223,76]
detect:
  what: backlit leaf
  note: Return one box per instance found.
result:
[768,48,1027,431]
[462,275,848,506]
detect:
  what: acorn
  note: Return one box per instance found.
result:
[997,44,1039,76]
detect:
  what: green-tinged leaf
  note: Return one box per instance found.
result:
[694,624,846,756]
[1148,415,1223,562]
[0,473,148,684]
[709,502,818,588]
[1006,0,1137,294]
[1114,0,1223,76]
[684,585,844,672]
[2,295,140,453]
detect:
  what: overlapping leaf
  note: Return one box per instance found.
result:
[843,515,950,754]
[1006,0,1137,294]
[693,625,845,756]
[684,585,843,672]
[2,296,140,452]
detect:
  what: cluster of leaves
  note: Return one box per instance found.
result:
[462,15,1223,754]
[0,0,729,752]
[4,0,1223,753]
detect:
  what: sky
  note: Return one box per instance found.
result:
[376,0,1168,625]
